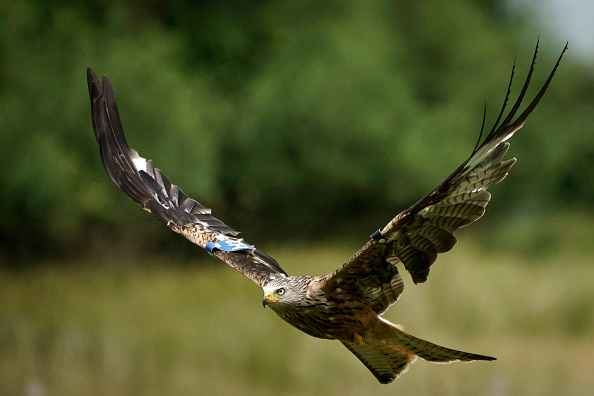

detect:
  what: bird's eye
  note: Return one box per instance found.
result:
[277,288,285,296]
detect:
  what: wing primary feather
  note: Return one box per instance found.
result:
[488,60,515,137]
[513,41,568,127]
[497,38,540,133]
[471,103,488,155]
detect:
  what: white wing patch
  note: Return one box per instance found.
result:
[132,155,147,172]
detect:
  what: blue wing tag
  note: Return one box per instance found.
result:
[205,240,255,255]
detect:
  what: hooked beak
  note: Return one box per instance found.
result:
[262,291,281,307]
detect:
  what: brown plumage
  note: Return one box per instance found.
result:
[87,41,566,383]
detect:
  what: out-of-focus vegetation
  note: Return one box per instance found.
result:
[1,3,593,394]
[1,243,593,395]
[0,0,592,262]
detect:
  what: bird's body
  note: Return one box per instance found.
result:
[86,41,566,383]
[261,263,496,383]
[264,275,372,342]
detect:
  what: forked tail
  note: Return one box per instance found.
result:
[342,317,494,384]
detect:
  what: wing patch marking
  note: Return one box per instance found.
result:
[205,239,256,255]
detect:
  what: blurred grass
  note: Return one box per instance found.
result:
[1,240,593,396]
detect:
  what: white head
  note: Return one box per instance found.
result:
[261,276,308,310]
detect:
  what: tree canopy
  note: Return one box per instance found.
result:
[1,0,592,261]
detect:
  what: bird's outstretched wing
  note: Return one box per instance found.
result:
[324,41,567,310]
[87,68,286,287]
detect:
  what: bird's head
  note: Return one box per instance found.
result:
[262,277,303,309]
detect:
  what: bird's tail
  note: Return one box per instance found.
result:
[341,317,495,384]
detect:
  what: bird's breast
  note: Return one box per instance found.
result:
[273,298,373,342]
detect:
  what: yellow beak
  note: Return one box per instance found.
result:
[263,291,281,307]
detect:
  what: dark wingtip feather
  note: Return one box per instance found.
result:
[513,41,568,124]
[469,40,567,159]
[87,68,98,101]
[487,60,515,138]
[471,104,488,155]
[496,39,539,133]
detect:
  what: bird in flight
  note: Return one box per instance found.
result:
[87,41,566,384]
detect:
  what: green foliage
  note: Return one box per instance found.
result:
[0,0,592,259]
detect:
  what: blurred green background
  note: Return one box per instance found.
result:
[1,0,593,395]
